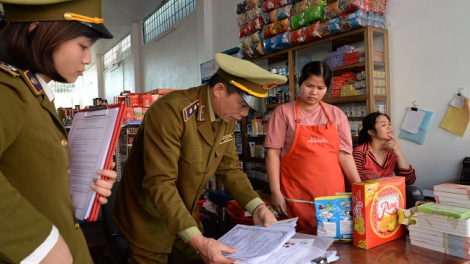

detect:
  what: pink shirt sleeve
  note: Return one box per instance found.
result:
[263,101,296,157]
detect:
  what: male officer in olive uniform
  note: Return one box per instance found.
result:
[0,0,114,263]
[113,53,287,263]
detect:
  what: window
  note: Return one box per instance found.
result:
[103,35,131,70]
[143,0,196,43]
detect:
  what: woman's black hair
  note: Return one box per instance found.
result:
[297,61,333,88]
[358,112,391,145]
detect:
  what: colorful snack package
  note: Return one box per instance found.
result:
[291,0,311,15]
[263,32,291,54]
[251,17,265,31]
[321,17,341,37]
[303,20,322,42]
[323,1,340,20]
[239,23,254,39]
[337,0,362,16]
[269,4,292,23]
[236,1,247,15]
[247,6,262,21]
[245,0,262,11]
[352,177,406,249]
[315,194,353,240]
[291,10,310,30]
[238,13,248,28]
[262,0,276,12]
[304,4,324,23]
[246,31,263,46]
[290,27,305,46]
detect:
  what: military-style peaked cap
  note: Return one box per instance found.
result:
[1,0,113,39]
[214,53,287,113]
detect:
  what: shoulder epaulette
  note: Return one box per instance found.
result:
[183,99,200,122]
[22,70,44,96]
[0,62,20,77]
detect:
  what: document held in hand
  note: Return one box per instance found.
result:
[68,104,126,222]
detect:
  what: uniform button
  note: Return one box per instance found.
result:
[190,156,194,161]
[74,222,80,229]
[61,139,68,147]
[153,206,156,211]
[66,168,71,176]
[205,170,209,174]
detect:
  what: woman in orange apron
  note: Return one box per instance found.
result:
[264,61,361,231]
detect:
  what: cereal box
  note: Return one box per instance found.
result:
[352,176,406,249]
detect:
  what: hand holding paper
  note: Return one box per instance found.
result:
[90,162,117,205]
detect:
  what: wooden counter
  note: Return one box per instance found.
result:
[326,236,469,264]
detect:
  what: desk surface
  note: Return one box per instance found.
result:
[327,236,469,264]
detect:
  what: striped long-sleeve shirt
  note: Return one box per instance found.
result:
[345,143,416,191]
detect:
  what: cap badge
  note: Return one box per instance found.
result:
[261,82,278,90]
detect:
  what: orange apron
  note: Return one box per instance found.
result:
[280,100,345,231]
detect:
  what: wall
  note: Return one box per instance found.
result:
[140,10,200,91]
[387,0,470,189]
[100,0,470,190]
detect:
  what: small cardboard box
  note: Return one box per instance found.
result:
[352,176,406,249]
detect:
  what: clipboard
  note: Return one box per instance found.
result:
[68,103,126,222]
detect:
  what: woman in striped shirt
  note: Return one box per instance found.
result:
[352,112,416,186]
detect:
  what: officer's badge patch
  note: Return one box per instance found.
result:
[0,62,20,77]
[23,70,44,95]
[197,105,205,121]
[183,100,199,122]
[220,134,233,144]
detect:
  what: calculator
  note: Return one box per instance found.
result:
[459,157,470,183]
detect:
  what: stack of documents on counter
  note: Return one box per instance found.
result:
[217,218,336,264]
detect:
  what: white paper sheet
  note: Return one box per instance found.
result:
[68,108,119,220]
[401,108,425,134]
[218,218,297,263]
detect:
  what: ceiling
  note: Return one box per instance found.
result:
[0,0,164,57]
[93,0,163,56]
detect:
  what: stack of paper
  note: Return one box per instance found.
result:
[409,225,470,259]
[434,183,470,208]
[404,183,470,259]
[217,218,335,264]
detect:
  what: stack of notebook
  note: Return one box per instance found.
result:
[407,183,470,259]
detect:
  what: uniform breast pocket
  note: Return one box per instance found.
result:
[179,145,203,174]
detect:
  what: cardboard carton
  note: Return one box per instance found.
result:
[352,176,406,249]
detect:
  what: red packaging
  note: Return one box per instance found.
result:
[352,177,406,249]
[128,94,141,107]
[141,94,153,107]
[290,28,305,46]
[303,21,322,43]
[124,107,134,121]
[262,0,276,12]
[251,17,265,31]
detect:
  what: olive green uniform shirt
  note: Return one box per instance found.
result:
[113,84,262,253]
[0,63,92,263]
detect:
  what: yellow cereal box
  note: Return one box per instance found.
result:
[352,176,406,249]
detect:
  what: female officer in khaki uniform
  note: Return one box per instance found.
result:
[0,1,116,263]
[113,53,286,264]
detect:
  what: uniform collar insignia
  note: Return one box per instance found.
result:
[183,99,200,122]
[197,105,205,121]
[0,62,20,77]
[23,70,44,96]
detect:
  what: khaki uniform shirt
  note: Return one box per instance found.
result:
[0,63,92,263]
[113,84,261,253]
